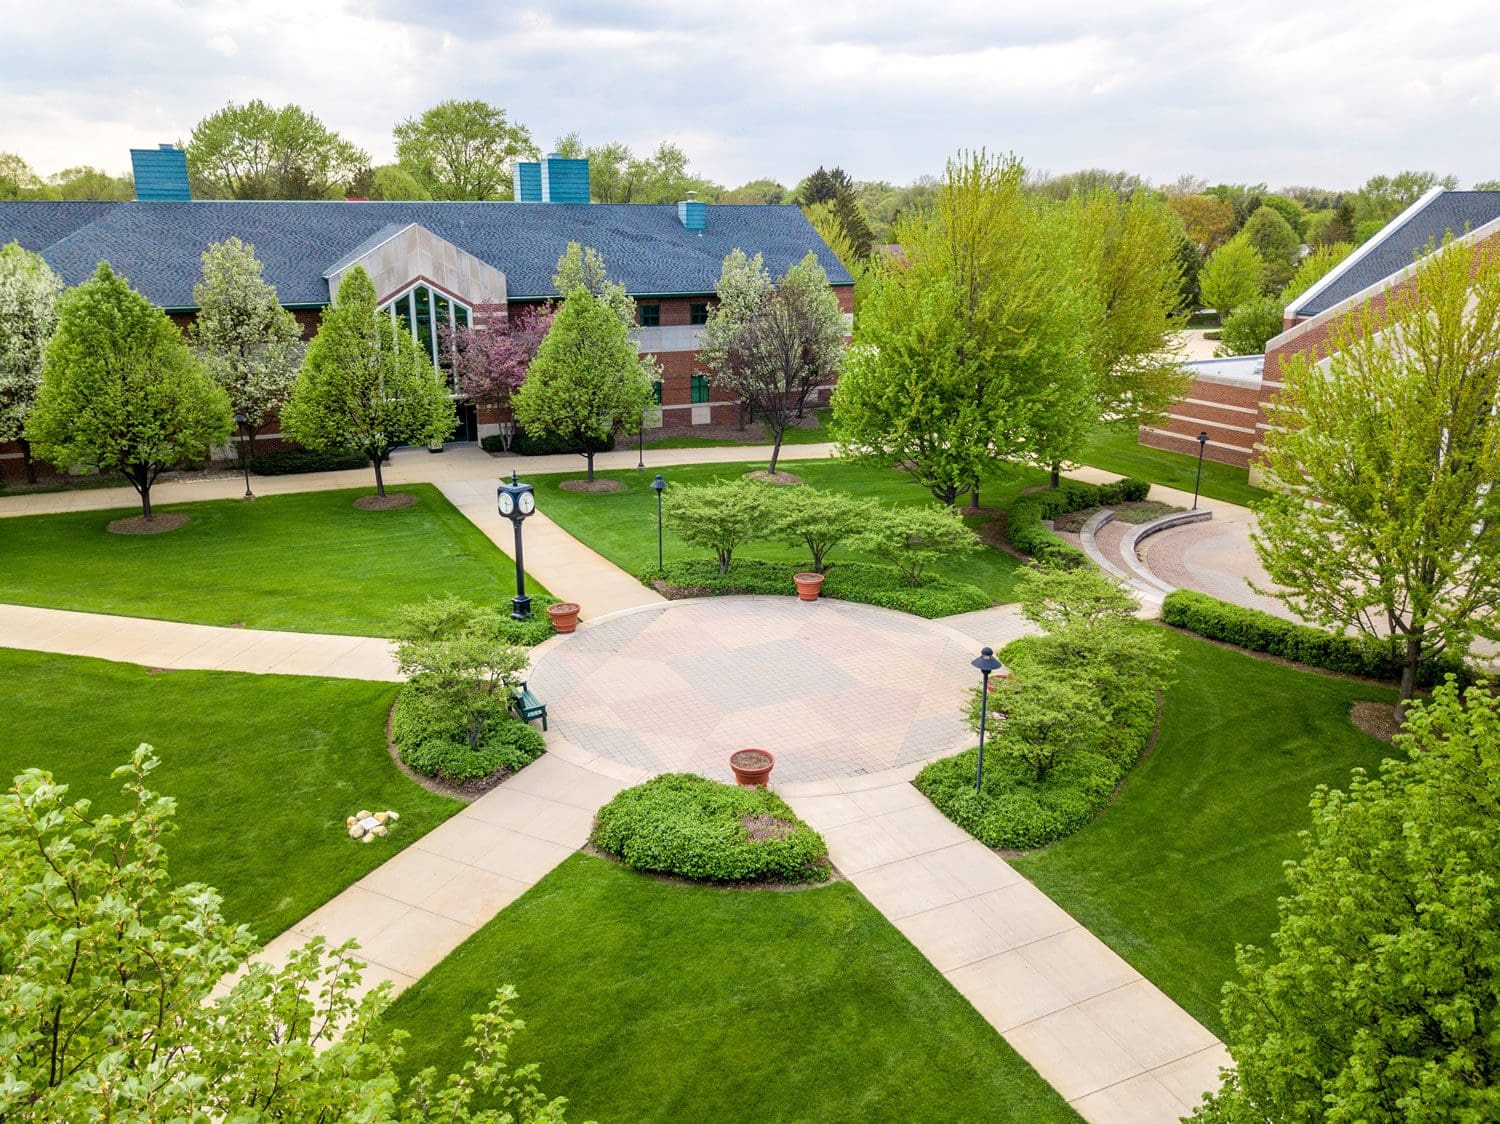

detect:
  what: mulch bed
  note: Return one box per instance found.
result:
[354,493,417,511]
[559,479,625,493]
[1351,700,1402,744]
[745,470,803,485]
[107,513,189,535]
[740,812,795,841]
[1054,500,1183,533]
[973,511,1032,562]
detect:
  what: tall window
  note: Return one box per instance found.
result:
[637,302,661,328]
[691,374,710,404]
[689,301,709,326]
[380,282,472,385]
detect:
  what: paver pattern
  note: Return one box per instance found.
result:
[527,597,991,783]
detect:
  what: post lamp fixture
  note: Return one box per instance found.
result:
[497,471,537,620]
[651,473,667,572]
[233,410,254,500]
[637,423,646,470]
[1193,431,1209,511]
[971,646,1005,794]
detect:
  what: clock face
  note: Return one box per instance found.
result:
[518,491,536,515]
[498,491,515,516]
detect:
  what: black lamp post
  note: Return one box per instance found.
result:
[972,646,1004,794]
[651,473,667,572]
[1193,430,1209,510]
[233,410,253,500]
[497,471,537,620]
[637,423,645,470]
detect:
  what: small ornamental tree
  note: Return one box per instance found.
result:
[989,674,1107,780]
[26,262,231,519]
[1216,296,1285,356]
[1198,237,1264,322]
[448,303,553,442]
[512,285,655,482]
[852,505,980,586]
[188,236,304,465]
[664,478,775,574]
[1195,682,1500,1123]
[0,748,570,1121]
[773,488,875,573]
[281,266,454,497]
[0,241,63,483]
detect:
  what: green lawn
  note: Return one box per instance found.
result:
[533,458,1050,605]
[0,647,461,939]
[1012,630,1395,1032]
[0,484,548,635]
[1075,422,1269,508]
[384,854,1077,1122]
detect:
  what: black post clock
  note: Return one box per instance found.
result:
[497,471,537,620]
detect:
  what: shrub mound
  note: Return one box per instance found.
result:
[248,448,369,475]
[483,430,620,456]
[591,773,829,884]
[1161,589,1472,687]
[392,690,545,783]
[645,558,992,618]
[1006,477,1150,567]
[914,641,1158,850]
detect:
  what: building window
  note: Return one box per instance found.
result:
[691,374,710,404]
[637,302,661,328]
[381,281,472,388]
[689,301,709,326]
[652,379,663,405]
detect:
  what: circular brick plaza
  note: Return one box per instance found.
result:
[526,596,982,784]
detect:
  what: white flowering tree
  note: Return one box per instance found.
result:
[0,242,64,483]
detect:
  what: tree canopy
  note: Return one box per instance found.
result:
[1198,237,1264,321]
[186,100,369,199]
[0,241,63,482]
[394,99,537,201]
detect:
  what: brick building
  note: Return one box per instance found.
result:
[1140,188,1500,478]
[0,149,853,479]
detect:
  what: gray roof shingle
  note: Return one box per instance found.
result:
[0,200,854,309]
[1293,191,1500,317]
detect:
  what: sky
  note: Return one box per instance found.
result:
[3,0,1499,192]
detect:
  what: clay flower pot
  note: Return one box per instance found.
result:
[547,602,581,634]
[793,572,824,602]
[730,748,775,787]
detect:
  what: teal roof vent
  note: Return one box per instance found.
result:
[130,145,190,202]
[513,161,542,202]
[677,194,706,231]
[540,154,590,204]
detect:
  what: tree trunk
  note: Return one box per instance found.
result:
[970,488,980,509]
[372,455,386,498]
[933,484,958,505]
[245,426,259,463]
[19,437,35,485]
[1397,635,1422,717]
[1050,461,1061,489]
[585,448,596,483]
[768,427,786,475]
[139,481,153,520]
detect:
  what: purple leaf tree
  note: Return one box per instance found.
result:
[445,303,554,444]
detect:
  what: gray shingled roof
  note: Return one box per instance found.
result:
[1293,191,1500,317]
[0,200,854,309]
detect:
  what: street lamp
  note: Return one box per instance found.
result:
[651,473,667,572]
[637,420,646,470]
[496,471,537,620]
[1193,431,1209,511]
[233,410,253,500]
[971,646,1005,794]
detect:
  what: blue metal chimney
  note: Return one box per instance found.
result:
[130,145,190,201]
[513,161,542,202]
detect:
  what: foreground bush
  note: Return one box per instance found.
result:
[248,447,369,475]
[645,558,992,618]
[1006,477,1150,567]
[663,477,776,574]
[852,505,981,585]
[592,773,829,883]
[1161,589,1471,688]
[392,689,545,782]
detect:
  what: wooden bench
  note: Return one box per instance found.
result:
[512,681,548,731]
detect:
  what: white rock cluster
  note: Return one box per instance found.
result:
[346,809,400,843]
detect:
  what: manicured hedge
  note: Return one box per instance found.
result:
[248,448,370,475]
[482,430,619,456]
[391,690,546,783]
[644,558,992,618]
[1006,477,1150,567]
[1160,589,1472,687]
[591,773,829,884]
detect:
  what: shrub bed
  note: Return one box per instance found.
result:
[1006,477,1150,567]
[248,448,369,475]
[391,690,545,783]
[914,639,1158,850]
[484,430,619,456]
[644,559,992,618]
[591,773,829,884]
[1160,589,1472,687]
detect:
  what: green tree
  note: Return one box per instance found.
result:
[186,100,369,199]
[851,504,980,586]
[1238,205,1301,292]
[0,242,64,483]
[189,237,305,467]
[1256,194,1306,239]
[393,99,537,201]
[368,164,433,200]
[1168,193,1236,253]
[1216,296,1284,356]
[1352,170,1458,228]
[664,477,774,573]
[555,137,719,203]
[797,166,855,205]
[1196,681,1500,1123]
[512,285,654,482]
[1253,236,1500,707]
[47,165,134,200]
[281,267,454,497]
[26,263,230,518]
[1282,241,1353,303]
[0,152,43,199]
[988,674,1106,780]
[720,178,787,204]
[0,748,570,1121]
[1198,237,1264,322]
[1473,178,1500,191]
[773,488,875,573]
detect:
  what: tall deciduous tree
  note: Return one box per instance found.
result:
[281,267,454,497]
[189,237,304,467]
[1252,236,1500,707]
[1168,193,1237,253]
[1238,205,1301,292]
[393,99,537,201]
[511,285,655,482]
[26,263,231,518]
[1196,681,1500,1123]
[448,303,553,445]
[0,242,63,483]
[1198,237,1264,321]
[186,100,369,199]
[700,251,844,472]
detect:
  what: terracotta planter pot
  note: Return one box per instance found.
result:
[547,602,581,634]
[730,748,775,787]
[793,572,824,602]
